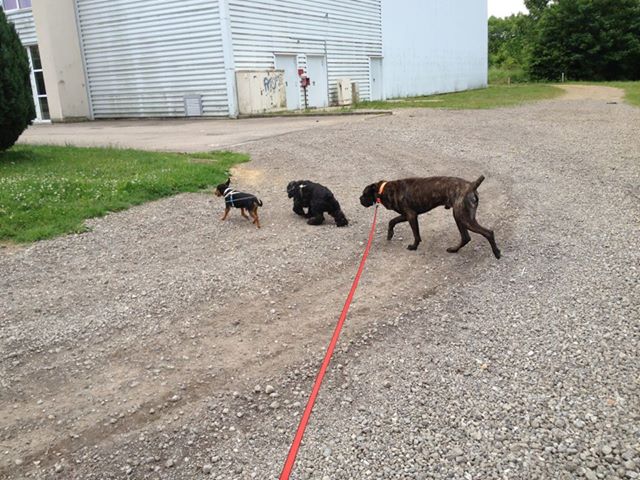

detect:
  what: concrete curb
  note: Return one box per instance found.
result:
[237,110,393,119]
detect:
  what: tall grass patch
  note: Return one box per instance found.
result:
[489,66,530,85]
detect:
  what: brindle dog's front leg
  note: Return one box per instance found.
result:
[387,214,407,240]
[406,211,421,250]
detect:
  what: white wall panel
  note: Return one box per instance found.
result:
[381,0,488,99]
[76,0,229,118]
[6,9,37,45]
[228,0,382,105]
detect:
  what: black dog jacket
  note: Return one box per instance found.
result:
[224,188,258,209]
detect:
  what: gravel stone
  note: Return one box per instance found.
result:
[1,86,638,479]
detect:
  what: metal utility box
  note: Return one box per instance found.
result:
[351,81,360,104]
[336,78,352,106]
[236,70,286,114]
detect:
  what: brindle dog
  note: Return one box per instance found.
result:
[360,176,501,258]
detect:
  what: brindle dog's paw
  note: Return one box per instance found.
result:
[407,244,418,251]
[446,247,458,253]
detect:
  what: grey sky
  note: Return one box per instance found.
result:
[488,0,528,18]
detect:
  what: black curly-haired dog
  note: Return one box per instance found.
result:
[287,180,348,227]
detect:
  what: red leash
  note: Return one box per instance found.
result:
[279,201,380,479]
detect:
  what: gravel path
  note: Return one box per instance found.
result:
[1,86,638,479]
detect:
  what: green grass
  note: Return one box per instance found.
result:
[0,145,249,243]
[601,82,640,107]
[355,84,564,110]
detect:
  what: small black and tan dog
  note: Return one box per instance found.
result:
[214,178,263,228]
[360,176,501,258]
[287,180,348,227]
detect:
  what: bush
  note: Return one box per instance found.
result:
[0,8,36,151]
[489,66,530,84]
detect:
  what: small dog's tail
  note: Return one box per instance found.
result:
[468,175,485,193]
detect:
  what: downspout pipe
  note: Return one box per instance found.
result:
[219,0,238,118]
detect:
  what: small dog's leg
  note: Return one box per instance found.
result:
[465,219,501,259]
[293,202,307,217]
[330,210,348,227]
[387,214,407,240]
[306,203,325,225]
[307,213,325,226]
[250,206,261,229]
[406,212,421,250]
[326,198,348,227]
[241,208,250,220]
[221,206,231,221]
[447,215,471,253]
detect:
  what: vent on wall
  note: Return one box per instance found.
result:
[184,94,203,116]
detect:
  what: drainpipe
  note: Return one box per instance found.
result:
[219,0,238,118]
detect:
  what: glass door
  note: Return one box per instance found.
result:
[26,45,50,121]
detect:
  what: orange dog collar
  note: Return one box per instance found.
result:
[377,181,388,202]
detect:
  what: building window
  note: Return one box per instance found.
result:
[2,0,32,11]
[26,46,50,121]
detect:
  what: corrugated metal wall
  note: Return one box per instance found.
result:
[75,0,229,118]
[6,9,38,45]
[382,0,488,98]
[228,0,382,105]
[66,0,486,117]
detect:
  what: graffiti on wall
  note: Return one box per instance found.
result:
[263,75,280,94]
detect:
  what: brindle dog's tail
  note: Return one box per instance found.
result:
[467,175,485,193]
[257,199,263,207]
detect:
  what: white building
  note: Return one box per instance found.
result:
[3,0,488,121]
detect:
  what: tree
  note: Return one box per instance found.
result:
[524,0,550,20]
[529,0,640,80]
[0,8,35,151]
[489,13,534,68]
